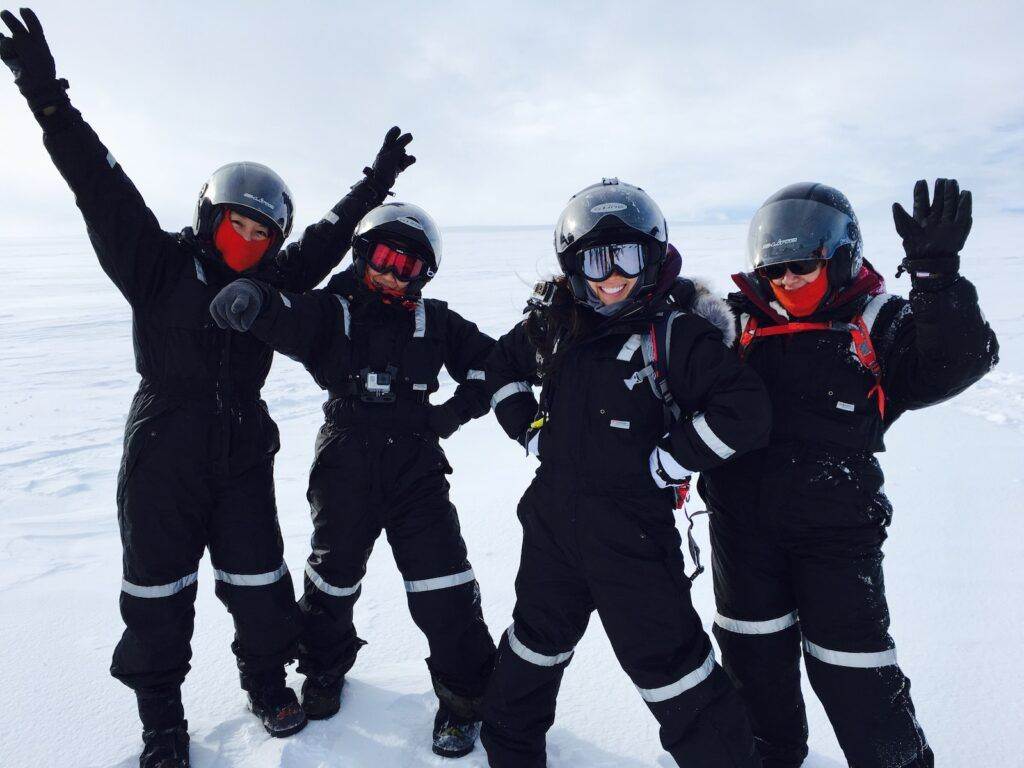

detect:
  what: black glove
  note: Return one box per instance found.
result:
[428,402,462,440]
[209,279,265,332]
[0,8,68,113]
[892,178,972,279]
[362,126,415,195]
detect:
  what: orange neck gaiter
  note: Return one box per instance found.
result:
[214,214,271,272]
[770,268,829,318]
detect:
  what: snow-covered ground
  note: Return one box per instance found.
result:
[1,216,1021,767]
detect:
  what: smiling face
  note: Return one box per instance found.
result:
[771,262,823,291]
[228,210,271,242]
[586,274,638,305]
[366,263,410,293]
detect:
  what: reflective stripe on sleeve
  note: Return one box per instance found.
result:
[803,639,897,668]
[121,571,198,599]
[467,369,486,381]
[322,210,340,225]
[333,294,352,337]
[715,611,798,635]
[280,292,292,309]
[404,567,475,593]
[692,412,735,459]
[305,562,361,597]
[213,562,288,587]
[413,300,426,338]
[861,293,895,334]
[506,625,574,667]
[636,649,716,703]
[617,334,643,361]
[491,381,531,408]
[106,151,117,168]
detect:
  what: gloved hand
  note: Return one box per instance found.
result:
[0,8,68,113]
[892,178,972,279]
[428,402,462,440]
[363,126,415,194]
[209,279,265,332]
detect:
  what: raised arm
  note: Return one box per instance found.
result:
[486,319,542,447]
[427,307,496,439]
[2,9,174,305]
[882,178,999,414]
[209,278,344,370]
[650,317,771,487]
[268,127,416,292]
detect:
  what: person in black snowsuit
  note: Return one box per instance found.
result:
[479,179,771,768]
[209,202,497,758]
[700,180,999,768]
[0,8,416,766]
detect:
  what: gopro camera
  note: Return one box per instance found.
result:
[359,366,398,403]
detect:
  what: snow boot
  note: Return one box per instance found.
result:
[139,721,190,768]
[432,703,481,758]
[247,684,308,738]
[301,674,344,721]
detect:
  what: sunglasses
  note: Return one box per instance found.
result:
[755,259,822,281]
[367,242,426,281]
[579,242,646,281]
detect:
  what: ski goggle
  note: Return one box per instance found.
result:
[367,242,427,281]
[578,243,646,281]
[755,259,822,281]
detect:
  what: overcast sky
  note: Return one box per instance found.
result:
[1,0,1021,238]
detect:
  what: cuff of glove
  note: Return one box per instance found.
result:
[22,77,70,119]
[896,253,960,279]
[649,445,692,489]
[359,167,394,199]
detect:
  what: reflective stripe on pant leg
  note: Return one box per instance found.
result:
[212,561,289,587]
[305,562,361,597]
[715,610,799,635]
[404,567,475,593]
[121,571,198,598]
[505,625,574,667]
[803,638,898,668]
[635,649,717,703]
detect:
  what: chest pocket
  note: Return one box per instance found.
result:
[149,256,217,331]
[588,333,664,443]
[399,301,445,393]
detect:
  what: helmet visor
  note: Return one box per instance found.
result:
[747,198,857,270]
[579,243,647,281]
[555,183,667,255]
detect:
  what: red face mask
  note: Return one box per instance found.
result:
[770,267,829,317]
[214,212,272,272]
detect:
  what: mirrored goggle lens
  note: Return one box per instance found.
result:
[755,259,822,280]
[579,243,646,280]
[368,243,425,280]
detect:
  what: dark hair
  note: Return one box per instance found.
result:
[526,277,597,377]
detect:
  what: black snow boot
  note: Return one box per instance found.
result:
[432,703,481,758]
[300,674,344,721]
[140,721,190,768]
[247,684,308,738]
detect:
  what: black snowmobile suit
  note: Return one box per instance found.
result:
[479,276,772,768]
[699,263,999,768]
[239,266,497,716]
[28,99,390,715]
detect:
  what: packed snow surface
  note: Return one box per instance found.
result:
[1,218,1021,766]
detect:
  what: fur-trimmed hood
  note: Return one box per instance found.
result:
[688,279,737,347]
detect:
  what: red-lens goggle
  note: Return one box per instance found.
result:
[368,242,426,281]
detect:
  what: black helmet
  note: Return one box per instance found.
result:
[352,202,442,294]
[747,182,863,288]
[554,178,668,304]
[193,162,295,259]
